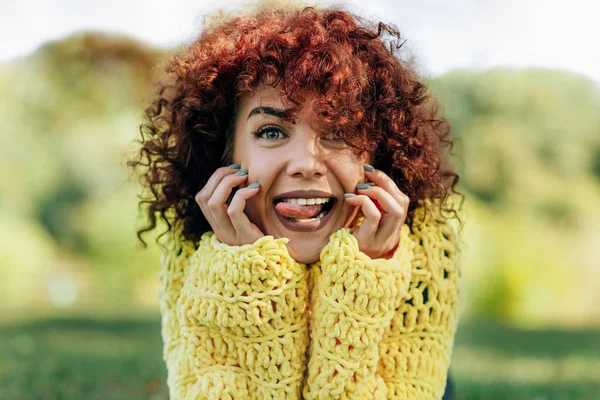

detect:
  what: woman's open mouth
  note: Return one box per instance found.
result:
[273,197,336,232]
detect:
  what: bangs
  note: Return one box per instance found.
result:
[231,10,377,153]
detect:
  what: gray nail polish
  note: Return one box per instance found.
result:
[247,182,260,189]
[356,183,371,190]
[363,164,375,172]
[366,182,375,186]
[228,163,241,169]
[234,169,248,176]
[344,193,356,198]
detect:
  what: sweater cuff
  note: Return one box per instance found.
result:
[192,231,295,296]
[317,225,413,317]
[178,232,308,336]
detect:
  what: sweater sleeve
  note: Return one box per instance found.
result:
[378,205,462,399]
[302,224,415,399]
[158,225,309,400]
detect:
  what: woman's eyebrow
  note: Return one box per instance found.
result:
[247,106,288,121]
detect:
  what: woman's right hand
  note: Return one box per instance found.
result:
[195,165,264,246]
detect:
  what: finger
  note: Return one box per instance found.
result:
[343,194,380,238]
[227,184,263,242]
[355,185,404,218]
[195,165,243,205]
[356,184,407,246]
[364,168,410,207]
[210,172,248,207]
[204,173,248,236]
[197,171,244,231]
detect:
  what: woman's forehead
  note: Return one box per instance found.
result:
[240,86,287,110]
[238,85,318,121]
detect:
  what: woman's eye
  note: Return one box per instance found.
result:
[322,133,345,142]
[264,130,282,140]
[254,126,285,140]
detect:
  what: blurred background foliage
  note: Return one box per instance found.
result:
[1,33,170,320]
[2,32,599,328]
[1,31,600,398]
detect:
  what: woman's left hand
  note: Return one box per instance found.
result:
[344,166,410,259]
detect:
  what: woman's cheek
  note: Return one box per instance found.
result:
[244,197,263,227]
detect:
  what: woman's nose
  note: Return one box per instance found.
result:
[286,138,327,179]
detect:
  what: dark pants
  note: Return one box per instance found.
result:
[442,374,454,400]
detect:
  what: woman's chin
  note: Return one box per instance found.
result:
[262,207,355,263]
[285,242,322,264]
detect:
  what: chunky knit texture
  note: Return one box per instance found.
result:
[158,202,461,399]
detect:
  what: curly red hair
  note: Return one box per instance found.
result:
[129,5,464,246]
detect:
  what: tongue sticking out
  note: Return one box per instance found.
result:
[275,202,324,219]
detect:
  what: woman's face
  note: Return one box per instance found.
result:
[232,86,370,263]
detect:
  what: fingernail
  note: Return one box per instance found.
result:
[247,182,260,189]
[235,169,248,176]
[366,182,375,186]
[363,164,375,172]
[344,193,356,198]
[228,163,241,169]
[356,183,371,190]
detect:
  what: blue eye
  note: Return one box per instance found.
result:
[254,125,285,140]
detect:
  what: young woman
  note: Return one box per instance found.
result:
[130,4,464,399]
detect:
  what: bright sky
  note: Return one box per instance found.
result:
[1,0,599,82]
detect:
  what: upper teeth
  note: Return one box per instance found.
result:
[279,197,331,205]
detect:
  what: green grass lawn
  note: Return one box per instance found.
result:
[1,317,598,399]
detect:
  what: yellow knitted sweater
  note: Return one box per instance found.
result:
[158,203,461,399]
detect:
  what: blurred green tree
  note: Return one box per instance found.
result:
[2,32,599,327]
